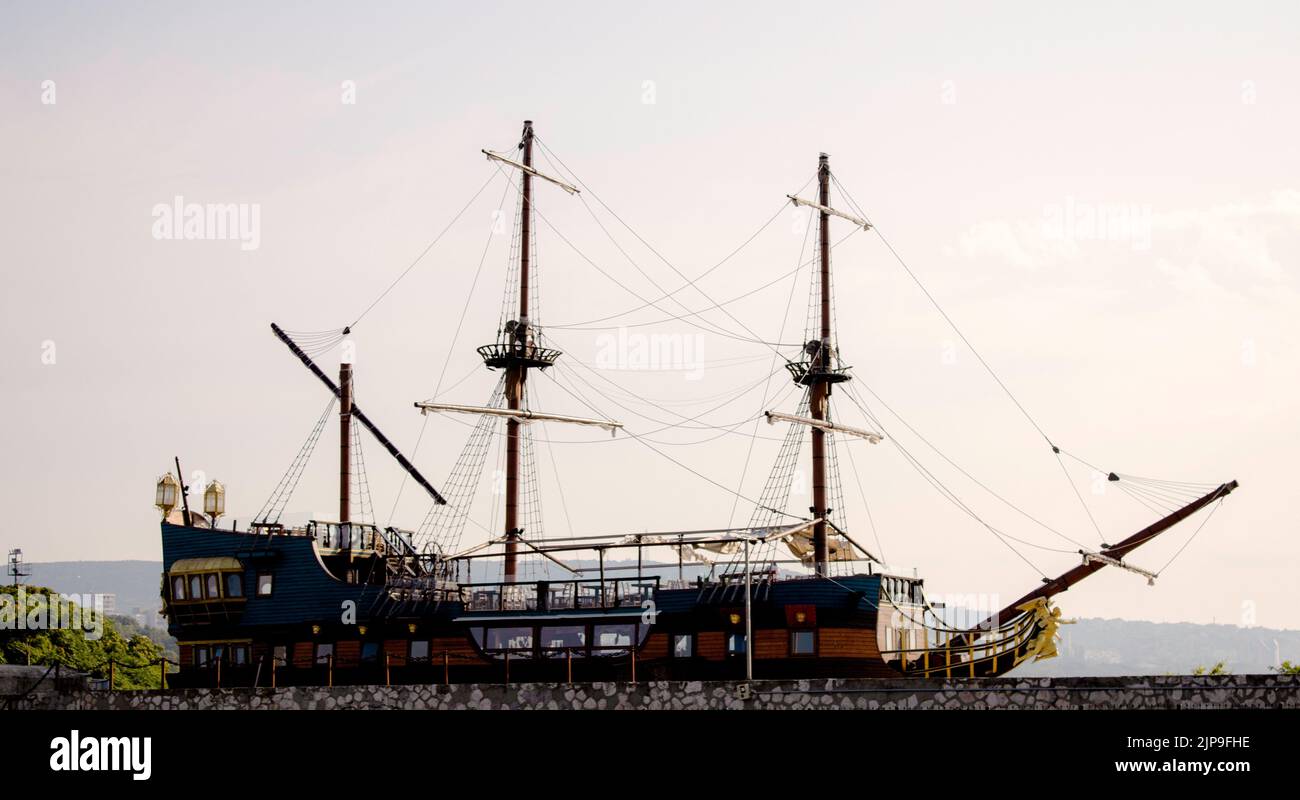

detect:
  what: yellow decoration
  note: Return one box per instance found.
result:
[1015,598,1075,662]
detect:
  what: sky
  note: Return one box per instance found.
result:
[1,1,1297,628]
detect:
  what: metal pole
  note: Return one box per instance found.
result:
[744,538,753,682]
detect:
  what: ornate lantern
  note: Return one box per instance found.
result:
[155,474,179,519]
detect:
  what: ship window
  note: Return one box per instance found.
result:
[212,645,226,664]
[195,646,209,667]
[485,627,533,652]
[315,643,334,664]
[410,641,429,662]
[593,624,634,655]
[361,642,380,663]
[727,633,747,655]
[257,573,273,596]
[188,575,203,600]
[791,630,816,655]
[540,625,586,656]
[273,645,288,666]
[172,576,186,601]
[225,573,243,598]
[672,633,694,658]
[206,573,220,599]
[231,645,248,666]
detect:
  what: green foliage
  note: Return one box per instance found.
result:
[1272,660,1300,675]
[1192,661,1230,675]
[0,584,172,689]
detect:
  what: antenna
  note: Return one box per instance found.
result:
[7,548,31,587]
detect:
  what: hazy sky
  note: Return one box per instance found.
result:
[2,2,1297,629]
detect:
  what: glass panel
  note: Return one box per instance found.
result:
[257,573,273,596]
[212,645,226,663]
[225,573,243,598]
[593,624,635,656]
[315,643,333,664]
[172,577,185,600]
[727,633,747,654]
[189,576,202,599]
[485,627,533,651]
[540,625,586,656]
[273,645,287,665]
[361,642,380,663]
[791,630,815,655]
[206,574,220,599]
[232,646,248,665]
[195,647,209,667]
[410,640,430,661]
[673,634,693,658]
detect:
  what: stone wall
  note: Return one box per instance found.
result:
[9,674,1298,710]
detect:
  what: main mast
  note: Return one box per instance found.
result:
[810,154,833,575]
[476,120,565,583]
[504,120,534,582]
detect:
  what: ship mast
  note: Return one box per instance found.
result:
[810,154,832,576]
[503,120,535,582]
[779,153,872,576]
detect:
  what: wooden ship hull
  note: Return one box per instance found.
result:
[155,121,1239,689]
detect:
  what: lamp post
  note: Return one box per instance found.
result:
[204,480,226,528]
[155,473,179,520]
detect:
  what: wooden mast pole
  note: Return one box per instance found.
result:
[504,120,534,583]
[811,153,832,576]
[339,360,352,526]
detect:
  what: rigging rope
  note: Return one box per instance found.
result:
[254,395,337,525]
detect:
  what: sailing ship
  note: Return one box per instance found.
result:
[157,121,1238,687]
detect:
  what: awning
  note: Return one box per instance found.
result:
[169,556,243,574]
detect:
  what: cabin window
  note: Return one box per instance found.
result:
[727,633,747,655]
[593,624,634,655]
[205,573,221,599]
[540,625,586,656]
[672,633,694,658]
[315,643,334,665]
[172,576,186,601]
[485,627,533,653]
[273,645,288,666]
[791,630,816,656]
[188,575,203,600]
[409,641,430,662]
[231,645,249,666]
[225,573,243,598]
[195,646,210,667]
[361,642,380,663]
[212,645,226,665]
[257,572,273,596]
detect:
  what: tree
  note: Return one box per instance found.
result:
[0,584,171,689]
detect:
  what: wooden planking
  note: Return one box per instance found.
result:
[640,632,669,660]
[431,635,485,665]
[754,629,787,660]
[178,644,193,666]
[818,627,879,659]
[292,641,314,669]
[383,639,407,667]
[335,640,361,668]
[698,631,726,661]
